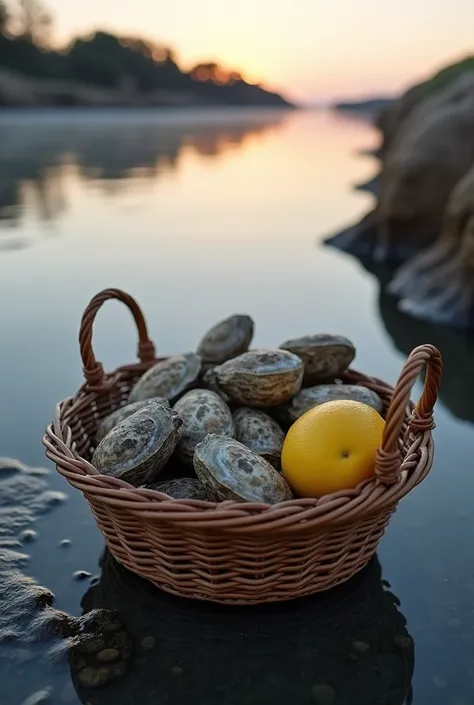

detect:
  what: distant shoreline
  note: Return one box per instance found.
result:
[331,97,395,117]
[0,68,296,110]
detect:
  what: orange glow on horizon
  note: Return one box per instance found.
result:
[46,0,474,104]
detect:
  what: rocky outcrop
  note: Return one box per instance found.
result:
[325,59,474,326]
[375,55,474,155]
[0,458,133,702]
[388,164,474,327]
[325,69,474,264]
[374,76,474,256]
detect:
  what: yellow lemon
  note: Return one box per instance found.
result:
[281,400,385,497]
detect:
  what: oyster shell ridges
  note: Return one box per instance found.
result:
[194,434,293,504]
[128,352,201,404]
[92,401,183,486]
[215,349,304,407]
[173,389,235,463]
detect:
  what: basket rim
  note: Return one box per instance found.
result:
[43,363,435,535]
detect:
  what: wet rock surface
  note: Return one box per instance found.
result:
[325,68,474,328]
[387,164,474,328]
[0,459,133,704]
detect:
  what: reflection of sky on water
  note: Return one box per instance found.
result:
[1,108,474,705]
[0,108,290,248]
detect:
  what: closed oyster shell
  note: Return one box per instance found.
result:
[143,477,214,501]
[92,401,183,486]
[128,353,201,404]
[96,398,170,443]
[289,384,384,422]
[233,407,285,469]
[279,334,356,383]
[173,389,235,463]
[215,349,304,407]
[201,366,232,404]
[197,314,254,364]
[194,435,293,504]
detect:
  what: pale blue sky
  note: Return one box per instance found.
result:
[47,0,474,102]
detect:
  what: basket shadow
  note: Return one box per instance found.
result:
[72,549,415,705]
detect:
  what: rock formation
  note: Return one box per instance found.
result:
[325,69,474,264]
[376,73,474,248]
[0,458,133,703]
[375,56,474,156]
[388,164,474,327]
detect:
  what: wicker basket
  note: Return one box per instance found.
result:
[43,288,442,605]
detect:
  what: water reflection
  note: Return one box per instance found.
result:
[0,110,287,249]
[377,287,474,424]
[349,255,474,423]
[78,549,414,705]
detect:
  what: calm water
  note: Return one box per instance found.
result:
[1,107,474,705]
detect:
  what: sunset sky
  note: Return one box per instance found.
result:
[47,0,474,103]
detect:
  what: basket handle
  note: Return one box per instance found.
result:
[375,344,442,485]
[79,288,156,391]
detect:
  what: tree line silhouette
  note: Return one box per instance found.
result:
[0,1,293,107]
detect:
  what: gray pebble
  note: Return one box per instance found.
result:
[21,690,52,705]
[73,571,92,581]
[141,635,156,650]
[352,640,369,653]
[311,683,336,705]
[76,666,111,688]
[97,648,120,663]
[393,634,413,649]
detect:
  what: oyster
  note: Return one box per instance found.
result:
[173,389,235,463]
[289,384,384,422]
[201,366,232,404]
[92,401,182,486]
[214,349,304,407]
[96,398,170,443]
[279,334,356,383]
[144,477,214,501]
[128,353,201,404]
[233,407,285,469]
[197,314,254,364]
[194,435,293,503]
